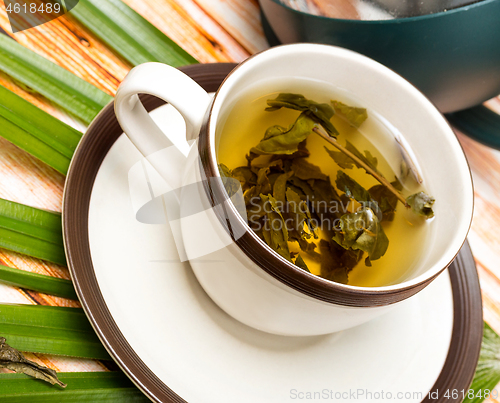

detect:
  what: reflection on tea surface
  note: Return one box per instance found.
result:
[216,78,434,287]
[278,0,483,20]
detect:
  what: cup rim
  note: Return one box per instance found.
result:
[198,43,474,307]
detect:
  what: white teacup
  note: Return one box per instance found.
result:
[115,44,473,336]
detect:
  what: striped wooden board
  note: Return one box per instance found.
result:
[0,1,498,398]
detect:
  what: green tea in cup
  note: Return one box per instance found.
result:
[216,78,435,287]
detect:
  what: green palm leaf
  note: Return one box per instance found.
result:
[0,198,66,266]
[0,372,150,402]
[0,304,110,360]
[68,0,198,67]
[0,85,82,174]
[0,34,112,124]
[0,265,77,300]
[464,323,500,403]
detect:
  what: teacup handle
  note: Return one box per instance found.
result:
[114,62,212,190]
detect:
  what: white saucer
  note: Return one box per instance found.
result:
[90,104,453,403]
[63,64,482,403]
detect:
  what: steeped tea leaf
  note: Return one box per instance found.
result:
[335,171,371,203]
[352,147,377,172]
[250,157,283,172]
[282,140,310,160]
[325,141,378,175]
[273,172,293,208]
[291,158,328,181]
[266,93,330,114]
[232,167,256,189]
[324,146,355,169]
[266,93,339,137]
[331,100,368,128]
[246,194,266,222]
[286,188,318,241]
[406,192,435,218]
[312,179,342,205]
[318,240,361,284]
[308,178,344,230]
[298,241,322,261]
[220,91,436,286]
[369,180,402,222]
[316,126,410,210]
[218,164,241,198]
[347,141,377,171]
[260,194,291,261]
[0,337,66,388]
[256,168,272,196]
[218,163,231,178]
[332,207,389,261]
[294,254,310,272]
[251,113,317,155]
[288,176,315,199]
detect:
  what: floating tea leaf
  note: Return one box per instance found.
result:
[332,207,389,261]
[406,192,435,218]
[0,337,66,388]
[266,93,338,137]
[251,113,317,155]
[331,100,368,128]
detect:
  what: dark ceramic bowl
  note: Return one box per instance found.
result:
[259,0,500,114]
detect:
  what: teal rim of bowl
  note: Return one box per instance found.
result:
[267,0,500,24]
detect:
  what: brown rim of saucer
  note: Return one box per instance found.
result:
[63,63,482,403]
[196,51,473,307]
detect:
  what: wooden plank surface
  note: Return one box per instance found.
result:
[0,0,499,398]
